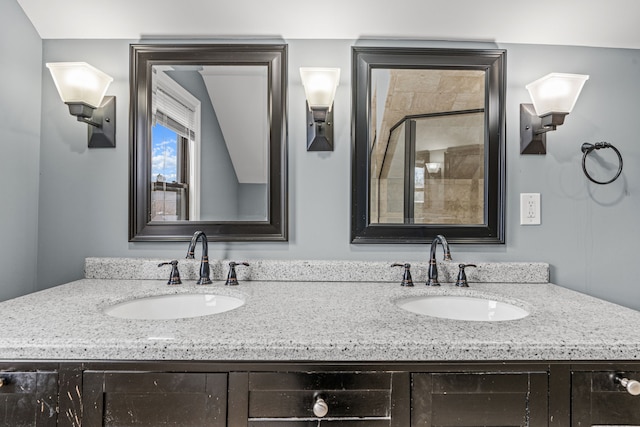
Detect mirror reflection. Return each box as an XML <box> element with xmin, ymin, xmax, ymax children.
<box><xmin>129</xmin><ymin>44</ymin><xmax>287</xmax><ymax>242</ymax></box>
<box><xmin>150</xmin><ymin>65</ymin><xmax>268</xmax><ymax>222</ymax></box>
<box><xmin>351</xmin><ymin>47</ymin><xmax>506</xmax><ymax>244</ymax></box>
<box><xmin>370</xmin><ymin>68</ymin><xmax>485</xmax><ymax>225</ymax></box>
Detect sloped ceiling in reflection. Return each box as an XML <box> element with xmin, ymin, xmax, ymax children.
<box><xmin>199</xmin><ymin>66</ymin><xmax>268</xmax><ymax>184</ymax></box>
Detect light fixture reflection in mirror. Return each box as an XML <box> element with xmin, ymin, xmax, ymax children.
<box><xmin>425</xmin><ymin>162</ymin><xmax>441</xmax><ymax>174</ymax></box>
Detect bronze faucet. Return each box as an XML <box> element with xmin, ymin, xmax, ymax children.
<box><xmin>426</xmin><ymin>234</ymin><xmax>452</xmax><ymax>286</ymax></box>
<box><xmin>185</xmin><ymin>231</ymin><xmax>212</xmax><ymax>285</ymax></box>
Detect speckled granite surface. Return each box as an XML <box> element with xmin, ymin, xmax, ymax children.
<box><xmin>0</xmin><ymin>277</ymin><xmax>639</xmax><ymax>361</ymax></box>
<box><xmin>85</xmin><ymin>257</ymin><xmax>550</xmax><ymax>284</ymax></box>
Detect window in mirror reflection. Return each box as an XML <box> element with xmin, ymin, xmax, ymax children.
<box><xmin>369</xmin><ymin>68</ymin><xmax>486</xmax><ymax>225</ymax></box>
<box><xmin>150</xmin><ymin>64</ymin><xmax>269</xmax><ymax>223</ymax></box>
<box><xmin>151</xmin><ymin>66</ymin><xmax>201</xmax><ymax>221</ymax></box>
<box><xmin>151</xmin><ymin>123</ymin><xmax>190</xmax><ymax>221</ymax></box>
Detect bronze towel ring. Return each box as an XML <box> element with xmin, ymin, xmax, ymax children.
<box><xmin>580</xmin><ymin>142</ymin><xmax>623</xmax><ymax>185</ymax></box>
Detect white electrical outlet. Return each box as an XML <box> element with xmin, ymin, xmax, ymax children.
<box><xmin>520</xmin><ymin>193</ymin><xmax>541</xmax><ymax>225</ymax></box>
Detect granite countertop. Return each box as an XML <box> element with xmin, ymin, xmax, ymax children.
<box><xmin>1</xmin><ymin>258</ymin><xmax>639</xmax><ymax>361</ymax></box>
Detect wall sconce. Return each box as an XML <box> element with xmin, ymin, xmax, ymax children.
<box><xmin>425</xmin><ymin>162</ymin><xmax>441</xmax><ymax>174</ymax></box>
<box><xmin>46</xmin><ymin>62</ymin><xmax>116</xmax><ymax>148</ymax></box>
<box><xmin>520</xmin><ymin>72</ymin><xmax>589</xmax><ymax>154</ymax></box>
<box><xmin>300</xmin><ymin>67</ymin><xmax>340</xmax><ymax>151</ymax></box>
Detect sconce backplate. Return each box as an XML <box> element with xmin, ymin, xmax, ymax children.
<box><xmin>520</xmin><ymin>103</ymin><xmax>546</xmax><ymax>155</ymax></box>
<box><xmin>306</xmin><ymin>102</ymin><xmax>333</xmax><ymax>152</ymax></box>
<box><xmin>88</xmin><ymin>96</ymin><xmax>116</xmax><ymax>148</ymax></box>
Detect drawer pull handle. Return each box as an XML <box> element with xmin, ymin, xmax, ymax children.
<box><xmin>616</xmin><ymin>376</ymin><xmax>640</xmax><ymax>395</ymax></box>
<box><xmin>313</xmin><ymin>397</ymin><xmax>329</xmax><ymax>418</ymax></box>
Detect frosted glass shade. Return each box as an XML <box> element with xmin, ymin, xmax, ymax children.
<box><xmin>46</xmin><ymin>62</ymin><xmax>113</xmax><ymax>108</ymax></box>
<box><xmin>425</xmin><ymin>162</ymin><xmax>441</xmax><ymax>173</ymax></box>
<box><xmin>526</xmin><ymin>73</ymin><xmax>589</xmax><ymax>116</ymax></box>
<box><xmin>300</xmin><ymin>67</ymin><xmax>340</xmax><ymax>109</ymax></box>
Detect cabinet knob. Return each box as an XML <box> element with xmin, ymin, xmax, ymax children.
<box><xmin>616</xmin><ymin>376</ymin><xmax>640</xmax><ymax>395</ymax></box>
<box><xmin>313</xmin><ymin>396</ymin><xmax>329</xmax><ymax>418</ymax></box>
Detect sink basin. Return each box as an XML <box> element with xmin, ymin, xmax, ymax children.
<box><xmin>396</xmin><ymin>295</ymin><xmax>529</xmax><ymax>322</ymax></box>
<box><xmin>104</xmin><ymin>293</ymin><xmax>244</xmax><ymax>320</ymax></box>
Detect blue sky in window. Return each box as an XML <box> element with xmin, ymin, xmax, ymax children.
<box><xmin>151</xmin><ymin>123</ymin><xmax>178</xmax><ymax>182</ymax></box>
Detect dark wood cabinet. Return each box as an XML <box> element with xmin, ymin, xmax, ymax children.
<box><xmin>3</xmin><ymin>361</ymin><xmax>640</xmax><ymax>426</ymax></box>
<box><xmin>81</xmin><ymin>371</ymin><xmax>227</xmax><ymax>427</ymax></box>
<box><xmin>247</xmin><ymin>422</ymin><xmax>389</xmax><ymax>427</ymax></box>
<box><xmin>412</xmin><ymin>371</ymin><xmax>548</xmax><ymax>427</ymax></box>
<box><xmin>572</xmin><ymin>370</ymin><xmax>640</xmax><ymax>426</ymax></box>
<box><xmin>0</xmin><ymin>370</ymin><xmax>58</xmax><ymax>427</ymax></box>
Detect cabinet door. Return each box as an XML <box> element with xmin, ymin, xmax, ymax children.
<box><xmin>82</xmin><ymin>371</ymin><xmax>227</xmax><ymax>427</ymax></box>
<box><xmin>572</xmin><ymin>371</ymin><xmax>640</xmax><ymax>426</ymax></box>
<box><xmin>412</xmin><ymin>372</ymin><xmax>548</xmax><ymax>427</ymax></box>
<box><xmin>0</xmin><ymin>371</ymin><xmax>58</xmax><ymax>427</ymax></box>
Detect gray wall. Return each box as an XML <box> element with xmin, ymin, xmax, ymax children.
<box><xmin>0</xmin><ymin>0</ymin><xmax>42</xmax><ymax>301</ymax></box>
<box><xmin>33</xmin><ymin>38</ymin><xmax>640</xmax><ymax>311</ymax></box>
<box><xmin>238</xmin><ymin>184</ymin><xmax>267</xmax><ymax>221</ymax></box>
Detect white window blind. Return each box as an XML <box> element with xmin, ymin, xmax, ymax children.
<box><xmin>152</xmin><ymin>74</ymin><xmax>197</xmax><ymax>141</ymax></box>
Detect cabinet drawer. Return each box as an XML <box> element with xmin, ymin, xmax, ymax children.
<box><xmin>248</xmin><ymin>372</ymin><xmax>392</xmax><ymax>419</ymax></box>
<box><xmin>572</xmin><ymin>371</ymin><xmax>640</xmax><ymax>426</ymax></box>
<box><xmin>249</xmin><ymin>421</ymin><xmax>391</xmax><ymax>426</ymax></box>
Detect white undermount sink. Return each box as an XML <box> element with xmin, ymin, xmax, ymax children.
<box><xmin>396</xmin><ymin>295</ymin><xmax>529</xmax><ymax>322</ymax></box>
<box><xmin>104</xmin><ymin>293</ymin><xmax>244</xmax><ymax>320</ymax></box>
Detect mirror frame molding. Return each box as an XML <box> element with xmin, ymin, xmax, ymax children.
<box><xmin>129</xmin><ymin>43</ymin><xmax>288</xmax><ymax>242</ymax></box>
<box><xmin>351</xmin><ymin>46</ymin><xmax>506</xmax><ymax>244</ymax></box>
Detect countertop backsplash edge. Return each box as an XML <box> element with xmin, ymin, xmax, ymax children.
<box><xmin>85</xmin><ymin>257</ymin><xmax>549</xmax><ymax>284</ymax></box>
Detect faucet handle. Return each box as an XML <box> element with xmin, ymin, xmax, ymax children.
<box><xmin>226</xmin><ymin>262</ymin><xmax>250</xmax><ymax>286</ymax></box>
<box><xmin>158</xmin><ymin>260</ymin><xmax>182</xmax><ymax>285</ymax></box>
<box><xmin>391</xmin><ymin>263</ymin><xmax>414</xmax><ymax>287</ymax></box>
<box><xmin>455</xmin><ymin>263</ymin><xmax>477</xmax><ymax>287</ymax></box>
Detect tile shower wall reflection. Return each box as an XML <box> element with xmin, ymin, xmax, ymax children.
<box><xmin>373</xmin><ymin>113</ymin><xmax>485</xmax><ymax>224</ymax></box>
<box><xmin>370</xmin><ymin>68</ymin><xmax>486</xmax><ymax>225</ymax></box>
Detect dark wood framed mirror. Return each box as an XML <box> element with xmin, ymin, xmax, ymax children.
<box><xmin>351</xmin><ymin>47</ymin><xmax>506</xmax><ymax>244</ymax></box>
<box><xmin>129</xmin><ymin>44</ymin><xmax>287</xmax><ymax>241</ymax></box>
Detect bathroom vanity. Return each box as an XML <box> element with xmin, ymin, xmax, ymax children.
<box><xmin>1</xmin><ymin>258</ymin><xmax>640</xmax><ymax>426</ymax></box>
<box><xmin>4</xmin><ymin>360</ymin><xmax>639</xmax><ymax>426</ymax></box>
